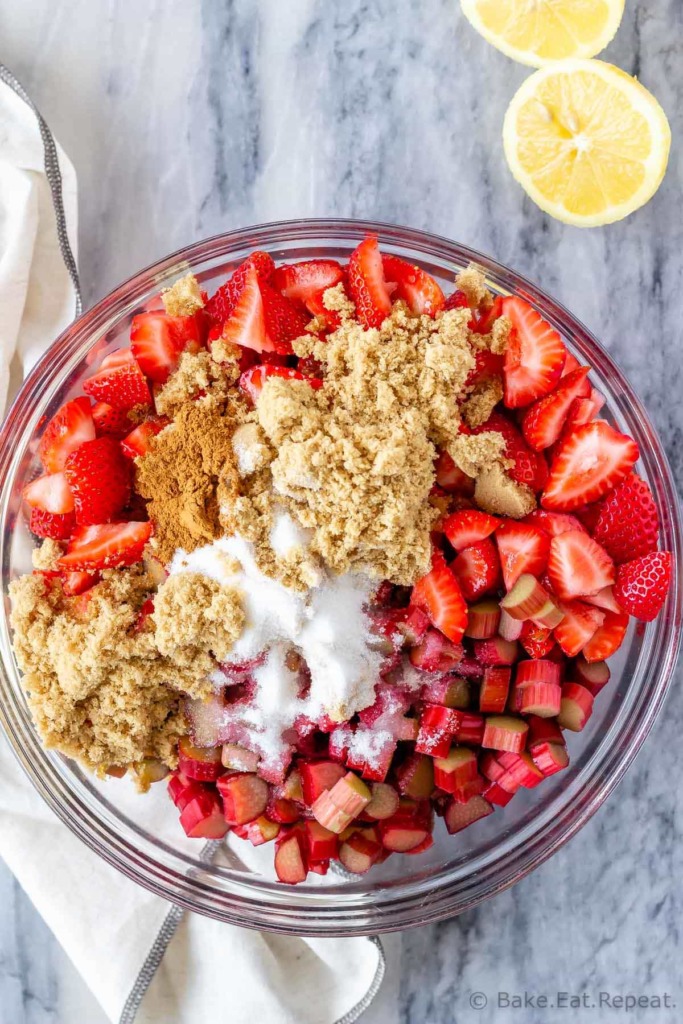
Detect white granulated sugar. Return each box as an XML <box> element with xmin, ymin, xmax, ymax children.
<box><xmin>169</xmin><ymin>535</ymin><xmax>385</xmax><ymax>759</ymax></box>
<box><xmin>231</xmin><ymin>423</ymin><xmax>268</xmax><ymax>477</ymax></box>
<box><xmin>269</xmin><ymin>509</ymin><xmax>311</xmax><ymax>558</ymax></box>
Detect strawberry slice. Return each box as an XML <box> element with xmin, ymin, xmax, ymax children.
<box><xmin>521</xmin><ymin>367</ymin><xmax>591</xmax><ymax>451</ymax></box>
<box><xmin>239</xmin><ymin>365</ymin><xmax>324</xmax><ymax>405</ymax></box>
<box><xmin>465</xmin><ymin>349</ymin><xmax>505</xmax><ymax>388</ymax></box>
<box><xmin>204</xmin><ymin>250</ymin><xmax>275</xmax><ymax>324</ymax></box>
<box><xmin>381</xmin><ymin>254</ymin><xmax>445</xmax><ymax>316</ymax></box>
<box><xmin>582</xmin><ymin>610</ymin><xmax>629</xmax><ymax>663</ymax></box>
<box><xmin>444</xmin><ymin>290</ymin><xmax>470</xmax><ymax>311</ymax></box>
<box><xmin>563</xmin><ymin>390</ymin><xmax>605</xmax><ymax>434</ymax></box>
<box><xmin>29</xmin><ymin>507</ymin><xmax>76</xmax><ymax>540</ymax></box>
<box><xmin>501</xmin><ymin>297</ymin><xmax>567</xmax><ymax>408</ymax></box>
<box><xmin>523</xmin><ymin>509</ymin><xmax>587</xmax><ymax>538</ymax></box>
<box><xmin>121</xmin><ymin>418</ymin><xmax>169</xmax><ymax>459</ymax></box>
<box><xmin>347</xmin><ymin>236</ymin><xmax>393</xmax><ymax>330</ymax></box>
<box><xmin>434</xmin><ymin>451</ymin><xmax>475</xmax><ymax>495</ymax></box>
<box><xmin>614</xmin><ymin>551</ymin><xmax>672</xmax><ymax>622</ymax></box>
<box><xmin>23</xmin><ymin>472</ymin><xmax>74</xmax><ymax>514</ymax></box>
<box><xmin>219</xmin><ymin>264</ymin><xmax>272</xmax><ymax>354</ymax></box>
<box><xmin>38</xmin><ymin>397</ymin><xmax>96</xmax><ymax>473</ymax></box>
<box><xmin>519</xmin><ymin>621</ymin><xmax>555</xmax><ymax>659</ymax></box>
<box><xmin>58</xmin><ymin>521</ymin><xmax>153</xmax><ymax>570</ymax></box>
<box><xmin>411</xmin><ymin>551</ymin><xmax>468</xmax><ymax>643</ymax></box>
<box><xmin>100</xmin><ymin>349</ymin><xmax>137</xmax><ymax>370</ymax></box>
<box><xmin>130</xmin><ymin>311</ymin><xmax>202</xmax><ymax>383</ymax></box>
<box><xmin>472</xmin><ymin>412</ymin><xmax>548</xmax><ymax>492</ymax></box>
<box><xmin>62</xmin><ymin>570</ymin><xmax>99</xmax><ymax>596</ymax></box>
<box><xmin>259</xmin><ymin>281</ymin><xmax>310</xmax><ymax>353</ymax></box>
<box><xmin>82</xmin><ymin>362</ymin><xmax>152</xmax><ymax>411</ymax></box>
<box><xmin>553</xmin><ymin>601</ymin><xmax>605</xmax><ymax>657</ymax></box>
<box><xmin>91</xmin><ymin>401</ymin><xmax>132</xmax><ymax>439</ymax></box>
<box><xmin>547</xmin><ymin>530</ymin><xmax>615</xmax><ymax>601</ymax></box>
<box><xmin>451</xmin><ymin>539</ymin><xmax>501</xmax><ymax>601</ymax></box>
<box><xmin>495</xmin><ymin>521</ymin><xmax>550</xmax><ymax>591</ymax></box>
<box><xmin>592</xmin><ymin>473</ymin><xmax>659</xmax><ymax>565</ymax></box>
<box><xmin>64</xmin><ymin>437</ymin><xmax>131</xmax><ymax>525</ymax></box>
<box><xmin>443</xmin><ymin>509</ymin><xmax>499</xmax><ymax>549</ymax></box>
<box><xmin>470</xmin><ymin>296</ymin><xmax>504</xmax><ymax>334</ymax></box>
<box><xmin>273</xmin><ymin>259</ymin><xmax>345</xmax><ymax>311</ymax></box>
<box><xmin>542</xmin><ymin>421</ymin><xmax>639</xmax><ymax>511</ymax></box>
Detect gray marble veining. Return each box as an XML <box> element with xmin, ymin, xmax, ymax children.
<box><xmin>1</xmin><ymin>0</ymin><xmax>682</xmax><ymax>1021</ymax></box>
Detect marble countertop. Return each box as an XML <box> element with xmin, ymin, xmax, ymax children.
<box><xmin>2</xmin><ymin>0</ymin><xmax>682</xmax><ymax>1021</ymax></box>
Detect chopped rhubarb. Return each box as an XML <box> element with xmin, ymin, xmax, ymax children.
<box><xmin>443</xmin><ymin>795</ymin><xmax>493</xmax><ymax>834</ymax></box>
<box><xmin>217</xmin><ymin>772</ymin><xmax>269</xmax><ymax>825</ymax></box>
<box><xmin>311</xmin><ymin>772</ymin><xmax>371</xmax><ymax>834</ymax></box>
<box><xmin>179</xmin><ymin>789</ymin><xmax>230</xmax><ymax>840</ymax></box>
<box><xmin>482</xmin><ymin>715</ymin><xmax>529</xmax><ymax>754</ymax></box>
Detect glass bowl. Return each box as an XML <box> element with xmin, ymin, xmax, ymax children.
<box><xmin>0</xmin><ymin>219</ymin><xmax>680</xmax><ymax>936</ymax></box>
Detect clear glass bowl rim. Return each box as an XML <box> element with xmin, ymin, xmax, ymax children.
<box><xmin>0</xmin><ymin>218</ymin><xmax>680</xmax><ymax>936</ymax></box>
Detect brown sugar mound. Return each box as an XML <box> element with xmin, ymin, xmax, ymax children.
<box><xmin>9</xmin><ymin>567</ymin><xmax>244</xmax><ymax>772</ymax></box>
<box><xmin>161</xmin><ymin>272</ymin><xmax>204</xmax><ymax>318</ymax></box>
<box><xmin>153</xmin><ymin>572</ymin><xmax>244</xmax><ymax>663</ymax></box>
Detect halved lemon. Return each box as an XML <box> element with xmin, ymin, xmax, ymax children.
<box><xmin>503</xmin><ymin>60</ymin><xmax>671</xmax><ymax>227</ymax></box>
<box><xmin>460</xmin><ymin>0</ymin><xmax>625</xmax><ymax>67</ymax></box>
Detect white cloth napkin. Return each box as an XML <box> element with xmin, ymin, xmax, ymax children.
<box><xmin>0</xmin><ymin>69</ymin><xmax>396</xmax><ymax>1024</ymax></box>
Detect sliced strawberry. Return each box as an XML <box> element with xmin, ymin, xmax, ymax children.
<box><xmin>272</xmin><ymin>259</ymin><xmax>345</xmax><ymax>312</ymax></box>
<box><xmin>495</xmin><ymin>521</ymin><xmax>550</xmax><ymax>591</ymax></box>
<box><xmin>592</xmin><ymin>473</ymin><xmax>659</xmax><ymax>564</ymax></box>
<box><xmin>100</xmin><ymin>349</ymin><xmax>137</xmax><ymax>370</ymax></box>
<box><xmin>582</xmin><ymin>610</ymin><xmax>629</xmax><ymax>663</ymax></box>
<box><xmin>23</xmin><ymin>472</ymin><xmax>74</xmax><ymax>514</ymax></box>
<box><xmin>521</xmin><ymin>367</ymin><xmax>591</xmax><ymax>451</ymax></box>
<box><xmin>554</xmin><ymin>601</ymin><xmax>604</xmax><ymax>657</ymax></box>
<box><xmin>523</xmin><ymin>509</ymin><xmax>587</xmax><ymax>538</ymax></box>
<box><xmin>130</xmin><ymin>311</ymin><xmax>202</xmax><ymax>383</ymax></box>
<box><xmin>470</xmin><ymin>296</ymin><xmax>504</xmax><ymax>334</ymax></box>
<box><xmin>91</xmin><ymin>401</ymin><xmax>131</xmax><ymax>439</ymax></box>
<box><xmin>465</xmin><ymin>349</ymin><xmax>505</xmax><ymax>388</ymax></box>
<box><xmin>259</xmin><ymin>280</ymin><xmax>310</xmax><ymax>353</ymax></box>
<box><xmin>563</xmin><ymin>390</ymin><xmax>605</xmax><ymax>433</ymax></box>
<box><xmin>411</xmin><ymin>551</ymin><xmax>468</xmax><ymax>643</ymax></box>
<box><xmin>444</xmin><ymin>290</ymin><xmax>470</xmax><ymax>311</ymax></box>
<box><xmin>443</xmin><ymin>509</ymin><xmax>499</xmax><ymax>549</ymax></box>
<box><xmin>64</xmin><ymin>437</ymin><xmax>131</xmax><ymax>525</ymax></box>
<box><xmin>472</xmin><ymin>412</ymin><xmax>548</xmax><ymax>492</ymax></box>
<box><xmin>239</xmin><ymin>365</ymin><xmax>323</xmax><ymax>405</ymax></box>
<box><xmin>547</xmin><ymin>530</ymin><xmax>615</xmax><ymax>601</ymax></box>
<box><xmin>219</xmin><ymin>264</ymin><xmax>272</xmax><ymax>354</ymax></box>
<box><xmin>58</xmin><ymin>521</ymin><xmax>153</xmax><ymax>570</ymax></box>
<box><xmin>519</xmin><ymin>621</ymin><xmax>555</xmax><ymax>659</ymax></box>
<box><xmin>542</xmin><ymin>422</ymin><xmax>639</xmax><ymax>511</ymax></box>
<box><xmin>451</xmin><ymin>539</ymin><xmax>501</xmax><ymax>602</ymax></box>
<box><xmin>347</xmin><ymin>236</ymin><xmax>392</xmax><ymax>329</ymax></box>
<box><xmin>381</xmin><ymin>254</ymin><xmax>445</xmax><ymax>316</ymax></box>
<box><xmin>82</xmin><ymin>362</ymin><xmax>152</xmax><ymax>411</ymax></box>
<box><xmin>38</xmin><ymin>397</ymin><xmax>96</xmax><ymax>472</ymax></box>
<box><xmin>613</xmin><ymin>551</ymin><xmax>672</xmax><ymax>622</ymax></box>
<box><xmin>434</xmin><ymin>451</ymin><xmax>475</xmax><ymax>495</ymax></box>
<box><xmin>204</xmin><ymin>250</ymin><xmax>275</xmax><ymax>324</ymax></box>
<box><xmin>62</xmin><ymin>570</ymin><xmax>99</xmax><ymax>596</ymax></box>
<box><xmin>501</xmin><ymin>297</ymin><xmax>566</xmax><ymax>408</ymax></box>
<box><xmin>29</xmin><ymin>507</ymin><xmax>76</xmax><ymax>540</ymax></box>
<box><xmin>584</xmin><ymin>585</ymin><xmax>623</xmax><ymax>614</ymax></box>
<box><xmin>561</xmin><ymin>351</ymin><xmax>581</xmax><ymax>376</ymax></box>
<box><xmin>121</xmin><ymin>418</ymin><xmax>169</xmax><ymax>459</ymax></box>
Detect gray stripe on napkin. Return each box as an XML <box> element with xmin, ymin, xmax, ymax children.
<box><xmin>0</xmin><ymin>62</ymin><xmax>82</xmax><ymax>317</ymax></box>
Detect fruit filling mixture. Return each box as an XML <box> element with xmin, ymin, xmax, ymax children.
<box><xmin>10</xmin><ymin>237</ymin><xmax>672</xmax><ymax>884</ymax></box>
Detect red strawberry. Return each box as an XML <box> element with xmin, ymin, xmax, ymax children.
<box><xmin>38</xmin><ymin>397</ymin><xmax>96</xmax><ymax>473</ymax></box>
<box><xmin>130</xmin><ymin>311</ymin><xmax>202</xmax><ymax>383</ymax></box>
<box><xmin>573</xmin><ymin>503</ymin><xmax>603</xmax><ymax>534</ymax></box>
<box><xmin>434</xmin><ymin>452</ymin><xmax>475</xmax><ymax>495</ymax></box>
<box><xmin>273</xmin><ymin>259</ymin><xmax>344</xmax><ymax>311</ymax></box>
<box><xmin>29</xmin><ymin>507</ymin><xmax>76</xmax><ymax>540</ymax></box>
<box><xmin>64</xmin><ymin>437</ymin><xmax>131</xmax><ymax>525</ymax></box>
<box><xmin>519</xmin><ymin>621</ymin><xmax>555</xmax><ymax>659</ymax></box>
<box><xmin>547</xmin><ymin>530</ymin><xmax>615</xmax><ymax>600</ymax></box>
<box><xmin>451</xmin><ymin>539</ymin><xmax>501</xmax><ymax>601</ymax></box>
<box><xmin>501</xmin><ymin>297</ymin><xmax>566</xmax><ymax>408</ymax></box>
<box><xmin>521</xmin><ymin>367</ymin><xmax>591</xmax><ymax>451</ymax></box>
<box><xmin>100</xmin><ymin>349</ymin><xmax>136</xmax><ymax>370</ymax></box>
<box><xmin>381</xmin><ymin>254</ymin><xmax>445</xmax><ymax>316</ymax></box>
<box><xmin>582</xmin><ymin>610</ymin><xmax>629</xmax><ymax>662</ymax></box>
<box><xmin>239</xmin><ymin>365</ymin><xmax>323</xmax><ymax>405</ymax></box>
<box><xmin>82</xmin><ymin>362</ymin><xmax>152</xmax><ymax>411</ymax></box>
<box><xmin>495</xmin><ymin>521</ymin><xmax>550</xmax><ymax>591</ymax></box>
<box><xmin>62</xmin><ymin>570</ymin><xmax>99</xmax><ymax>596</ymax></box>
<box><xmin>58</xmin><ymin>521</ymin><xmax>153</xmax><ymax>570</ymax></box>
<box><xmin>465</xmin><ymin>349</ymin><xmax>505</xmax><ymax>388</ymax></box>
<box><xmin>204</xmin><ymin>251</ymin><xmax>275</xmax><ymax>324</ymax></box>
<box><xmin>347</xmin><ymin>236</ymin><xmax>393</xmax><ymax>329</ymax></box>
<box><xmin>470</xmin><ymin>296</ymin><xmax>504</xmax><ymax>334</ymax></box>
<box><xmin>563</xmin><ymin>390</ymin><xmax>605</xmax><ymax>433</ymax></box>
<box><xmin>444</xmin><ymin>290</ymin><xmax>470</xmax><ymax>311</ymax></box>
<box><xmin>219</xmin><ymin>264</ymin><xmax>272</xmax><ymax>354</ymax></box>
<box><xmin>411</xmin><ymin>551</ymin><xmax>468</xmax><ymax>643</ymax></box>
<box><xmin>613</xmin><ymin>551</ymin><xmax>672</xmax><ymax>622</ymax></box>
<box><xmin>22</xmin><ymin>472</ymin><xmax>74</xmax><ymax>514</ymax></box>
<box><xmin>473</xmin><ymin>412</ymin><xmax>548</xmax><ymax>492</ymax></box>
<box><xmin>91</xmin><ymin>401</ymin><xmax>132</xmax><ymax>439</ymax></box>
<box><xmin>553</xmin><ymin>601</ymin><xmax>604</xmax><ymax>657</ymax></box>
<box><xmin>523</xmin><ymin>509</ymin><xmax>587</xmax><ymax>538</ymax></box>
<box><xmin>592</xmin><ymin>473</ymin><xmax>659</xmax><ymax>564</ymax></box>
<box><xmin>542</xmin><ymin>421</ymin><xmax>639</xmax><ymax>511</ymax></box>
<box><xmin>443</xmin><ymin>509</ymin><xmax>500</xmax><ymax>549</ymax></box>
<box><xmin>259</xmin><ymin>281</ymin><xmax>310</xmax><ymax>353</ymax></box>
<box><xmin>121</xmin><ymin>418</ymin><xmax>169</xmax><ymax>459</ymax></box>
<box><xmin>562</xmin><ymin>352</ymin><xmax>581</xmax><ymax>376</ymax></box>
